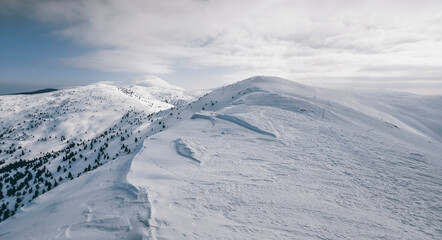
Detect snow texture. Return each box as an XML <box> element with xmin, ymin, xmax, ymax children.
<box><xmin>0</xmin><ymin>76</ymin><xmax>441</xmax><ymax>240</ymax></box>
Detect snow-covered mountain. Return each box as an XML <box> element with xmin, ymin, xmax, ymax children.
<box><xmin>115</xmin><ymin>75</ymin><xmax>203</xmax><ymax>107</ymax></box>
<box><xmin>0</xmin><ymin>76</ymin><xmax>441</xmax><ymax>239</ymax></box>
<box><xmin>0</xmin><ymin>76</ymin><xmax>196</xmax><ymax>223</ymax></box>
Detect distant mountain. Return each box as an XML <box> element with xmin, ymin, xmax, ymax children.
<box><xmin>0</xmin><ymin>76</ymin><xmax>441</xmax><ymax>239</ymax></box>
<box><xmin>10</xmin><ymin>88</ymin><xmax>58</xmax><ymax>95</ymax></box>
<box><xmin>114</xmin><ymin>75</ymin><xmax>202</xmax><ymax>107</ymax></box>
<box><xmin>123</xmin><ymin>75</ymin><xmax>184</xmax><ymax>89</ymax></box>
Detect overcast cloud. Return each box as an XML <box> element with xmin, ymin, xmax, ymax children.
<box><xmin>2</xmin><ymin>0</ymin><xmax>442</xmax><ymax>93</ymax></box>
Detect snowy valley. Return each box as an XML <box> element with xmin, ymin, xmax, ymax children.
<box><xmin>0</xmin><ymin>76</ymin><xmax>441</xmax><ymax>239</ymax></box>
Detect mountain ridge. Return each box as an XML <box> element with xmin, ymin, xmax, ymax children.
<box><xmin>0</xmin><ymin>76</ymin><xmax>441</xmax><ymax>239</ymax></box>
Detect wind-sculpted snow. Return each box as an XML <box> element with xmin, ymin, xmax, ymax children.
<box><xmin>129</xmin><ymin>76</ymin><xmax>442</xmax><ymax>239</ymax></box>
<box><xmin>216</xmin><ymin>114</ymin><xmax>276</xmax><ymax>137</ymax></box>
<box><xmin>0</xmin><ymin>155</ymin><xmax>152</xmax><ymax>239</ymax></box>
<box><xmin>1</xmin><ymin>76</ymin><xmax>442</xmax><ymax>239</ymax></box>
<box><xmin>190</xmin><ymin>113</ymin><xmax>215</xmax><ymax>126</ymax></box>
<box><xmin>174</xmin><ymin>139</ymin><xmax>202</xmax><ymax>164</ymax></box>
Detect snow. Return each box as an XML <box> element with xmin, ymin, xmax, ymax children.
<box><xmin>1</xmin><ymin>76</ymin><xmax>441</xmax><ymax>239</ymax></box>
<box><xmin>0</xmin><ymin>154</ymin><xmax>152</xmax><ymax>239</ymax></box>
<box><xmin>128</xmin><ymin>76</ymin><xmax>442</xmax><ymax>239</ymax></box>
<box><xmin>116</xmin><ymin>75</ymin><xmax>201</xmax><ymax>107</ymax></box>
<box><xmin>216</xmin><ymin>114</ymin><xmax>276</xmax><ymax>137</ymax></box>
<box><xmin>125</xmin><ymin>75</ymin><xmax>184</xmax><ymax>90</ymax></box>
<box><xmin>174</xmin><ymin>138</ymin><xmax>204</xmax><ymax>164</ymax></box>
<box><xmin>0</xmin><ymin>76</ymin><xmax>194</xmax><ymax>238</ymax></box>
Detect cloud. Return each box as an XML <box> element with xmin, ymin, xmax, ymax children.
<box><xmin>62</xmin><ymin>50</ymin><xmax>173</xmax><ymax>74</ymax></box>
<box><xmin>4</xmin><ymin>0</ymin><xmax>442</xmax><ymax>92</ymax></box>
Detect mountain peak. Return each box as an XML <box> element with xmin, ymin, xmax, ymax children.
<box><xmin>243</xmin><ymin>76</ymin><xmax>306</xmax><ymax>88</ymax></box>
<box><xmin>221</xmin><ymin>76</ymin><xmax>315</xmax><ymax>98</ymax></box>
<box><xmin>125</xmin><ymin>75</ymin><xmax>183</xmax><ymax>89</ymax></box>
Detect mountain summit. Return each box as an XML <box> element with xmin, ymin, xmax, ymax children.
<box><xmin>124</xmin><ymin>75</ymin><xmax>183</xmax><ymax>89</ymax></box>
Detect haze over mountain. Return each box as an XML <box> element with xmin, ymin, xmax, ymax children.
<box><xmin>0</xmin><ymin>76</ymin><xmax>441</xmax><ymax>239</ymax></box>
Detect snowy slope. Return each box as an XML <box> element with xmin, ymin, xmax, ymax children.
<box><xmin>0</xmin><ymin>77</ymin><xmax>195</xmax><ymax>224</ymax></box>
<box><xmin>0</xmin><ymin>82</ymin><xmax>173</xmax><ymax>163</ymax></box>
<box><xmin>113</xmin><ymin>75</ymin><xmax>202</xmax><ymax>107</ymax></box>
<box><xmin>129</xmin><ymin>77</ymin><xmax>442</xmax><ymax>239</ymax></box>
<box><xmin>0</xmin><ymin>76</ymin><xmax>441</xmax><ymax>239</ymax></box>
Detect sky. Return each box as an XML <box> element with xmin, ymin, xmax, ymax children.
<box><xmin>1</xmin><ymin>0</ymin><xmax>442</xmax><ymax>95</ymax></box>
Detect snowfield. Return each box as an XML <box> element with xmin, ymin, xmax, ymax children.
<box><xmin>0</xmin><ymin>76</ymin><xmax>441</xmax><ymax>239</ymax></box>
